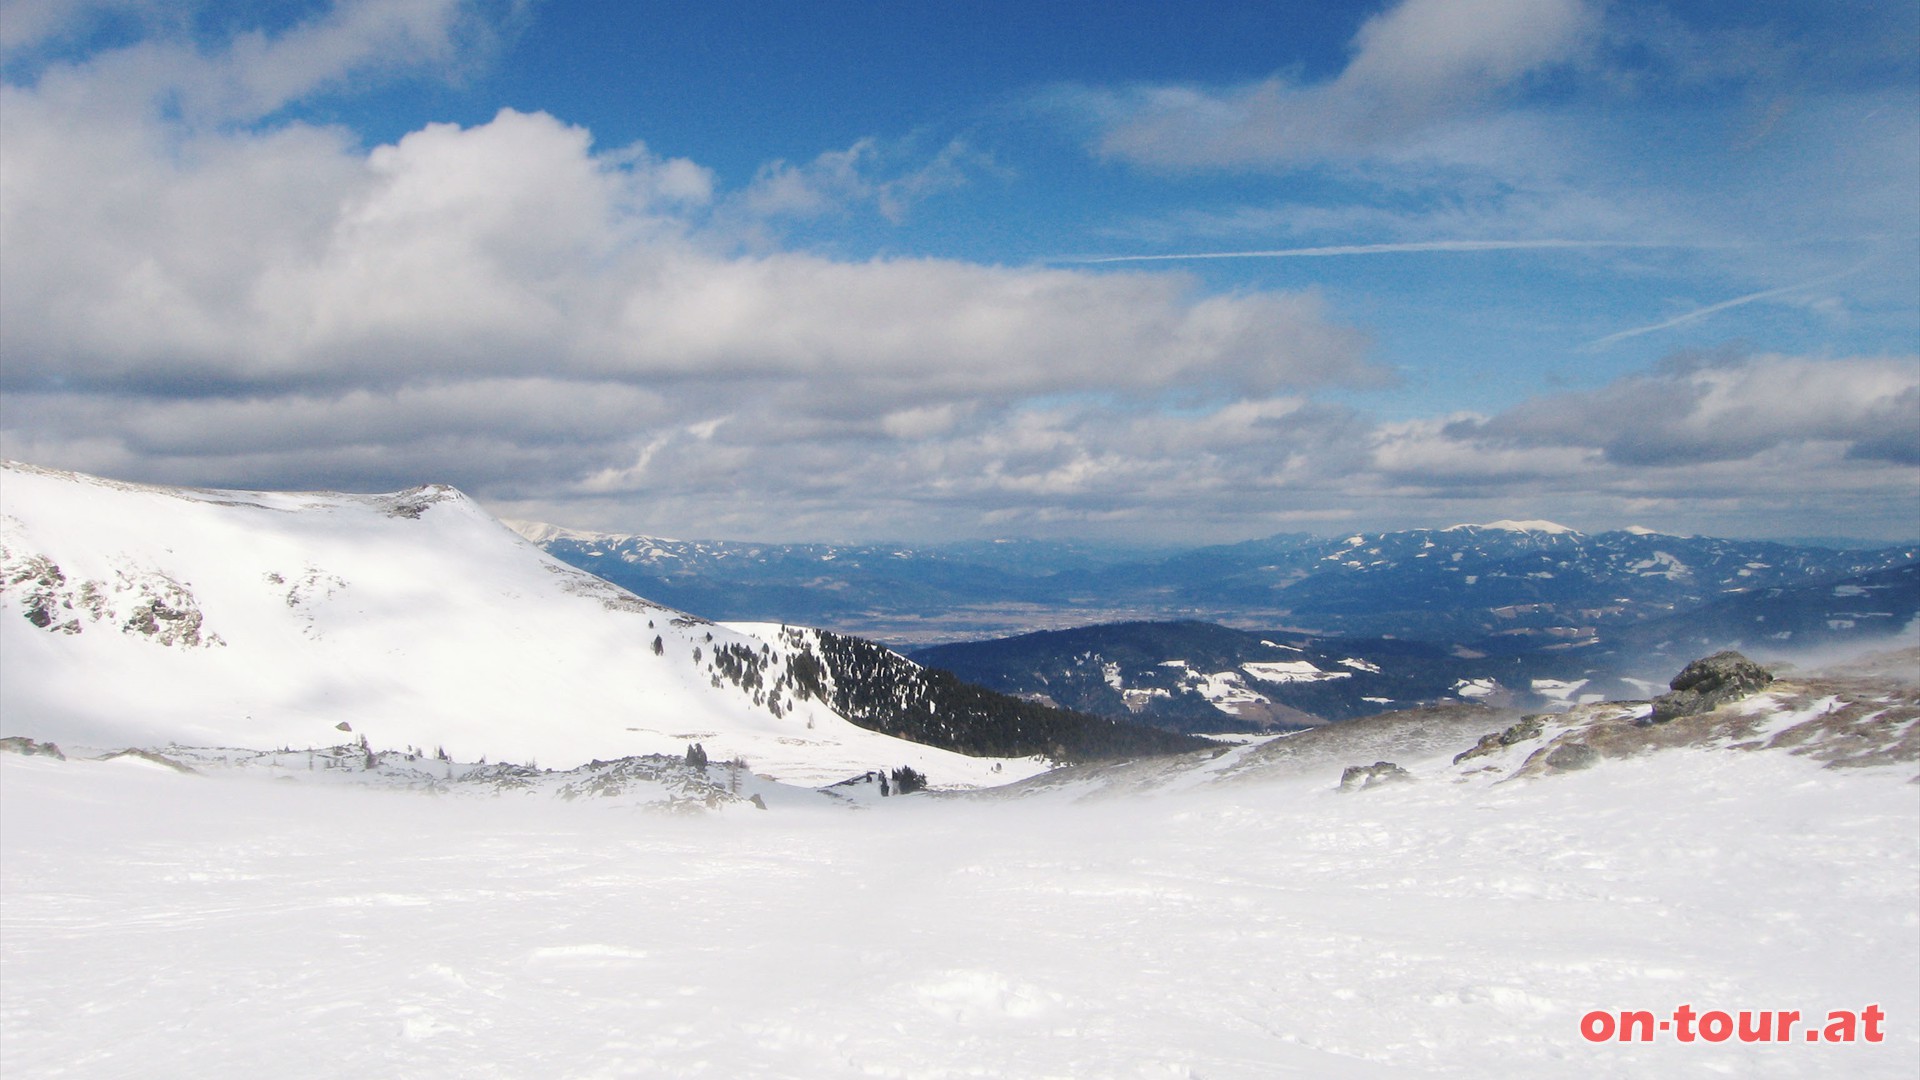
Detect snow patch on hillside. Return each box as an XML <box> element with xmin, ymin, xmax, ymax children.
<box><xmin>1243</xmin><ymin>660</ymin><xmax>1351</xmax><ymax>684</ymax></box>
<box><xmin>1453</xmin><ymin>678</ymin><xmax>1500</xmax><ymax>699</ymax></box>
<box><xmin>1629</xmin><ymin>550</ymin><xmax>1693</xmax><ymax>580</ymax></box>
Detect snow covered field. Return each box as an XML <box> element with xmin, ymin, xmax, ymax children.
<box><xmin>5</xmin><ymin>741</ymin><xmax>1915</xmax><ymax>1078</ymax></box>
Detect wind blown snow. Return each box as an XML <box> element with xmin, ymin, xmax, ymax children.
<box><xmin>4</xmin><ymin>741</ymin><xmax>1914</xmax><ymax>1078</ymax></box>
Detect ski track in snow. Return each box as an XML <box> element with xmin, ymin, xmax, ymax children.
<box><xmin>4</xmin><ymin>748</ymin><xmax>1916</xmax><ymax>1078</ymax></box>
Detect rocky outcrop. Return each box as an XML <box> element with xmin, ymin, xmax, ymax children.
<box><xmin>553</xmin><ymin>754</ymin><xmax>749</xmax><ymax>811</ymax></box>
<box><xmin>1543</xmin><ymin>743</ymin><xmax>1599</xmax><ymax>771</ymax></box>
<box><xmin>1646</xmin><ymin>650</ymin><xmax>1773</xmax><ymax>723</ymax></box>
<box><xmin>377</xmin><ymin>484</ymin><xmax>461</xmax><ymax>519</ymax></box>
<box><xmin>2</xmin><ymin>546</ymin><xmax>221</xmax><ymax>648</ymax></box>
<box><xmin>0</xmin><ymin>736</ymin><xmax>66</xmax><ymax>759</ymax></box>
<box><xmin>1339</xmin><ymin>760</ymin><xmax>1411</xmax><ymax>791</ymax></box>
<box><xmin>1453</xmin><ymin>714</ymin><xmax>1546</xmax><ymax>764</ymax></box>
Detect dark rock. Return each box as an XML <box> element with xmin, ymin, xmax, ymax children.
<box><xmin>1646</xmin><ymin>650</ymin><xmax>1774</xmax><ymax>723</ymax></box>
<box><xmin>1339</xmin><ymin>760</ymin><xmax>1412</xmax><ymax>791</ymax></box>
<box><xmin>1453</xmin><ymin>714</ymin><xmax>1547</xmax><ymax>764</ymax></box>
<box><xmin>1544</xmin><ymin>743</ymin><xmax>1600</xmax><ymax>771</ymax></box>
<box><xmin>380</xmin><ymin>484</ymin><xmax>457</xmax><ymax>519</ymax></box>
<box><xmin>0</xmin><ymin>736</ymin><xmax>66</xmax><ymax>760</ymax></box>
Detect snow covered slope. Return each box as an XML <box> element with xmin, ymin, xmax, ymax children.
<box><xmin>4</xmin><ymin>650</ymin><xmax>1915</xmax><ymax>1078</ymax></box>
<box><xmin>0</xmin><ymin>462</ymin><xmax>1043</xmax><ymax>785</ymax></box>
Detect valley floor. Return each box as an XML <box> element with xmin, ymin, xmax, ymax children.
<box><xmin>3</xmin><ymin>742</ymin><xmax>1916</xmax><ymax>1078</ymax></box>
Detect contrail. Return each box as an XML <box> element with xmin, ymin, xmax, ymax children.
<box><xmin>1057</xmin><ymin>239</ymin><xmax>1694</xmax><ymax>264</ymax></box>
<box><xmin>1582</xmin><ymin>261</ymin><xmax>1870</xmax><ymax>350</ymax></box>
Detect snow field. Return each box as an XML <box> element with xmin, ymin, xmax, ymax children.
<box><xmin>4</xmin><ymin>743</ymin><xmax>1915</xmax><ymax>1078</ymax></box>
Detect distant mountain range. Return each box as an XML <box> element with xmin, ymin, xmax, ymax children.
<box><xmin>8</xmin><ymin>463</ymin><xmax>1906</xmax><ymax>756</ymax></box>
<box><xmin>907</xmin><ymin>559</ymin><xmax>1920</xmax><ymax>735</ymax></box>
<box><xmin>520</xmin><ymin>519</ymin><xmax>1917</xmax><ymax>731</ymax></box>
<box><xmin>910</xmin><ymin>621</ymin><xmax>1579</xmax><ymax>734</ymax></box>
<box><xmin>517</xmin><ymin>519</ymin><xmax>1914</xmax><ymax>645</ymax></box>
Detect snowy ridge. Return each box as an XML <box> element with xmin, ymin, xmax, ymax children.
<box><xmin>500</xmin><ymin>518</ymin><xmax>665</xmax><ymax>546</ymax></box>
<box><xmin>0</xmin><ymin>462</ymin><xmax>1044</xmax><ymax>786</ymax></box>
<box><xmin>1444</xmin><ymin>519</ymin><xmax>1578</xmax><ymax>534</ymax></box>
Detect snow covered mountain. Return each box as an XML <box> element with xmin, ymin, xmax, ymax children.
<box><xmin>1150</xmin><ymin>522</ymin><xmax>1918</xmax><ymax>643</ymax></box>
<box><xmin>0</xmin><ymin>462</ymin><xmax>1071</xmax><ymax>786</ymax></box>
<box><xmin>514</xmin><ymin>512</ymin><xmax>1916</xmax><ymax>730</ymax></box>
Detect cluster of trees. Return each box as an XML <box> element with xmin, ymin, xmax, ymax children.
<box><xmin>658</xmin><ymin>622</ymin><xmax>1207</xmax><ymax>766</ymax></box>
<box><xmin>803</xmin><ymin>630</ymin><xmax>1208</xmax><ymax>762</ymax></box>
<box><xmin>710</xmin><ymin>641</ymin><xmax>769</xmax><ymax>694</ymax></box>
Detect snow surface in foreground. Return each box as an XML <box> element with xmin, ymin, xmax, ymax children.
<box><xmin>5</xmin><ymin>748</ymin><xmax>1915</xmax><ymax>1078</ymax></box>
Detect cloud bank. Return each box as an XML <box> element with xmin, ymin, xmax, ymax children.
<box><xmin>1</xmin><ymin>0</ymin><xmax>1914</xmax><ymax>543</ymax></box>
<box><xmin>1082</xmin><ymin>0</ymin><xmax>1598</xmax><ymax>169</ymax></box>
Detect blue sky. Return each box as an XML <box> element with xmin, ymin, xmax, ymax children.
<box><xmin>1</xmin><ymin>0</ymin><xmax>1915</xmax><ymax>543</ymax></box>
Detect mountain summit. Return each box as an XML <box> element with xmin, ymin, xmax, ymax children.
<box><xmin>0</xmin><ymin>462</ymin><xmax>1060</xmax><ymax>784</ymax></box>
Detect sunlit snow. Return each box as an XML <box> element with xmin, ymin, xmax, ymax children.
<box><xmin>4</xmin><ymin>735</ymin><xmax>1914</xmax><ymax>1078</ymax></box>
<box><xmin>0</xmin><ymin>463</ymin><xmax>1041</xmax><ymax>787</ymax></box>
<box><xmin>4</xmin><ymin>464</ymin><xmax>1917</xmax><ymax>1078</ymax></box>
<box><xmin>1243</xmin><ymin>660</ymin><xmax>1351</xmax><ymax>684</ymax></box>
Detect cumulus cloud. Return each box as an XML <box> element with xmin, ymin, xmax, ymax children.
<box><xmin>1351</xmin><ymin>354</ymin><xmax>1920</xmax><ymax>538</ymax></box>
<box><xmin>0</xmin><ymin>14</ymin><xmax>1383</xmax><ymax>537</ymax></box>
<box><xmin>1080</xmin><ymin>0</ymin><xmax>1598</xmax><ymax>169</ymax></box>
<box><xmin>2</xmin><ymin>1</ymin><xmax>1912</xmax><ymax>545</ymax></box>
<box><xmin>1450</xmin><ymin>354</ymin><xmax>1920</xmax><ymax>467</ymax></box>
<box><xmin>462</xmin><ymin>351</ymin><xmax>1917</xmax><ymax>542</ymax></box>
<box><xmin>0</xmin><ymin>84</ymin><xmax>1373</xmax><ymax>394</ymax></box>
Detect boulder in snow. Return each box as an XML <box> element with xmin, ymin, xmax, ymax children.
<box><xmin>1646</xmin><ymin>650</ymin><xmax>1773</xmax><ymax>724</ymax></box>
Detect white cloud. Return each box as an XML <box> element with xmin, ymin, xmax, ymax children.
<box><xmin>1343</xmin><ymin>0</ymin><xmax>1597</xmax><ymax>101</ymax></box>
<box><xmin>5</xmin><ymin>89</ymin><xmax>1367</xmax><ymax>401</ymax></box>
<box><xmin>2</xmin><ymin>1</ymin><xmax>1912</xmax><ymax>545</ymax></box>
<box><xmin>732</xmin><ymin>135</ymin><xmax>995</xmax><ymax>227</ymax></box>
<box><xmin>1457</xmin><ymin>354</ymin><xmax>1920</xmax><ymax>467</ymax></box>
<box><xmin>0</xmin><ymin>0</ymin><xmax>165</xmax><ymax>54</ymax></box>
<box><xmin>1085</xmin><ymin>0</ymin><xmax>1598</xmax><ymax>169</ymax></box>
<box><xmin>9</xmin><ymin>0</ymin><xmax>484</xmax><ymax>122</ymax></box>
<box><xmin>481</xmin><ymin>352</ymin><xmax>1917</xmax><ymax>542</ymax></box>
<box><xmin>0</xmin><ymin>34</ymin><xmax>1382</xmax><ymax>536</ymax></box>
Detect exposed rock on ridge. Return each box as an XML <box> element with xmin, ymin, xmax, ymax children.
<box><xmin>1646</xmin><ymin>649</ymin><xmax>1773</xmax><ymax>723</ymax></box>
